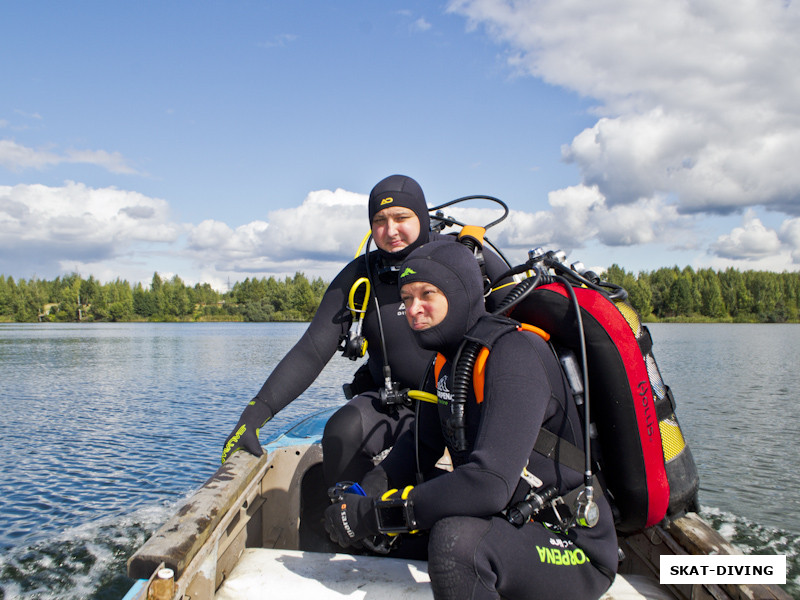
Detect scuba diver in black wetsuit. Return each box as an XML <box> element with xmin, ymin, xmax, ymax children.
<box><xmin>324</xmin><ymin>241</ymin><xmax>619</xmax><ymax>600</ymax></box>
<box><xmin>221</xmin><ymin>175</ymin><xmax>511</xmax><ymax>488</ymax></box>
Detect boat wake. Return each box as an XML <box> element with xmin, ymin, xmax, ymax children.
<box><xmin>0</xmin><ymin>502</ymin><xmax>174</xmax><ymax>600</ymax></box>
<box><xmin>700</xmin><ymin>506</ymin><xmax>799</xmax><ymax>598</ymax></box>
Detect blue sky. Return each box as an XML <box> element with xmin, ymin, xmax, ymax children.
<box><xmin>2</xmin><ymin>0</ymin><xmax>799</xmax><ymax>289</ymax></box>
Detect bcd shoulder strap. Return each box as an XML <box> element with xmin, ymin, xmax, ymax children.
<box><xmin>433</xmin><ymin>317</ymin><xmax>551</xmax><ymax>406</ymax></box>
<box><xmin>433</xmin><ymin>319</ymin><xmax>583</xmax><ymax>472</ymax></box>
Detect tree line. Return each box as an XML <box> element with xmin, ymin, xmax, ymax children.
<box><xmin>1</xmin><ymin>265</ymin><xmax>798</xmax><ymax>323</ymax></box>
<box><xmin>602</xmin><ymin>264</ymin><xmax>800</xmax><ymax>323</ymax></box>
<box><xmin>0</xmin><ymin>272</ymin><xmax>327</xmax><ymax>323</ymax></box>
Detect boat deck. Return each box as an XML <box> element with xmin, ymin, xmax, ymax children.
<box><xmin>214</xmin><ymin>548</ymin><xmax>674</xmax><ymax>600</ymax></box>
<box><xmin>126</xmin><ymin>411</ymin><xmax>792</xmax><ymax>600</ymax></box>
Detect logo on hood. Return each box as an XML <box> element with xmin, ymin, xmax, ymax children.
<box><xmin>380</xmin><ymin>197</ymin><xmax>394</xmax><ymax>205</ymax></box>
<box><xmin>400</xmin><ymin>267</ymin><xmax>416</xmax><ymax>278</ymax></box>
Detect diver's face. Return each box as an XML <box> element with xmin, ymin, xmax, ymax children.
<box><xmin>371</xmin><ymin>207</ymin><xmax>420</xmax><ymax>253</ymax></box>
<box><xmin>400</xmin><ymin>281</ymin><xmax>449</xmax><ymax>331</ymax></box>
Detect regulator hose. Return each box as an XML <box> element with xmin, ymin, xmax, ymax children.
<box><xmin>428</xmin><ymin>194</ymin><xmax>513</xmax><ymax>269</ymax></box>
<box><xmin>446</xmin><ymin>265</ymin><xmax>593</xmax><ymax>490</ymax></box>
<box><xmin>542</xmin><ymin>258</ymin><xmax>628</xmax><ymax>302</ymax></box>
<box><xmin>492</xmin><ymin>268</ymin><xmax>545</xmax><ymax>316</ymax></box>
<box><xmin>448</xmin><ymin>338</ymin><xmax>482</xmax><ymax>453</ymax></box>
<box><xmin>447</xmin><ymin>268</ymin><xmax>547</xmax><ymax>453</ymax></box>
<box><xmin>428</xmin><ymin>195</ymin><xmax>509</xmax><ymax>231</ymax></box>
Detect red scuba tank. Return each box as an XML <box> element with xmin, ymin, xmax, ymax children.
<box><xmin>509</xmin><ymin>282</ymin><xmax>699</xmax><ymax>533</ymax></box>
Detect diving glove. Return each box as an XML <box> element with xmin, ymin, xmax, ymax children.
<box><xmin>324</xmin><ymin>493</ymin><xmax>379</xmax><ymax>548</ymax></box>
<box><xmin>220</xmin><ymin>397</ymin><xmax>273</xmax><ymax>464</ymax></box>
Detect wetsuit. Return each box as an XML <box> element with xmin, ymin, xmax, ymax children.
<box><xmin>222</xmin><ymin>174</ymin><xmax>511</xmax><ymax>487</ymax></box>
<box><xmin>362</xmin><ymin>241</ymin><xmax>618</xmax><ymax>599</ymax></box>
<box><xmin>255</xmin><ymin>231</ymin><xmax>510</xmax><ymax>485</ymax></box>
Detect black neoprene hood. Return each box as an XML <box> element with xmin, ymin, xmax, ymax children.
<box><xmin>399</xmin><ymin>240</ymin><xmax>488</xmax><ymax>357</ymax></box>
<box><xmin>368</xmin><ymin>175</ymin><xmax>431</xmax><ymax>260</ymax></box>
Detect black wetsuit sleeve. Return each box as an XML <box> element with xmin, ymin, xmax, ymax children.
<box><xmin>252</xmin><ymin>260</ymin><xmax>358</xmax><ymax>415</ymax></box>
<box><xmin>409</xmin><ymin>332</ymin><xmax>556</xmax><ymax>527</ymax></box>
<box><xmin>377</xmin><ymin>394</ymin><xmax>446</xmax><ymax>487</ymax></box>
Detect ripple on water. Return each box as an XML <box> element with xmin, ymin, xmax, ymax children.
<box><xmin>0</xmin><ymin>502</ymin><xmax>174</xmax><ymax>600</ymax></box>
<box><xmin>2</xmin><ymin>323</ymin><xmax>798</xmax><ymax>598</ymax></box>
<box><xmin>700</xmin><ymin>506</ymin><xmax>799</xmax><ymax>598</ymax></box>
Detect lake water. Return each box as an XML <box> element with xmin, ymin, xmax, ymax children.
<box><xmin>0</xmin><ymin>322</ymin><xmax>798</xmax><ymax>598</ymax></box>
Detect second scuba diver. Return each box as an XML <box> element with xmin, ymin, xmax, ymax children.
<box><xmin>324</xmin><ymin>240</ymin><xmax>619</xmax><ymax>599</ymax></box>
<box><xmin>221</xmin><ymin>175</ymin><xmax>510</xmax><ymax>488</ymax></box>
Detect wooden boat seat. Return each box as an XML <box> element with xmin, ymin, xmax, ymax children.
<box><xmin>214</xmin><ymin>548</ymin><xmax>673</xmax><ymax>599</ymax></box>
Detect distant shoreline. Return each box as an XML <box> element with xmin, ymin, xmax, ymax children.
<box><xmin>2</xmin><ymin>316</ymin><xmax>798</xmax><ymax>325</ymax></box>
<box><xmin>3</xmin><ymin>266</ymin><xmax>799</xmax><ymax>324</ymax></box>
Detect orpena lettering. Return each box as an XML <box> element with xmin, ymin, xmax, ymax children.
<box><xmin>535</xmin><ymin>546</ymin><xmax>588</xmax><ymax>566</ymax></box>
<box><xmin>537</xmin><ymin>546</ymin><xmax>547</xmax><ymax>562</ymax></box>
<box><xmin>437</xmin><ymin>375</ymin><xmax>452</xmax><ymax>405</ymax></box>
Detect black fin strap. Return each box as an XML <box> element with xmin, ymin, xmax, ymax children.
<box><xmin>638</xmin><ymin>326</ymin><xmax>653</xmax><ymax>356</ymax></box>
<box><xmin>655</xmin><ymin>386</ymin><xmax>677</xmax><ymax>421</ymax></box>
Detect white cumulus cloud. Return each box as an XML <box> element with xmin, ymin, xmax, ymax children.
<box><xmin>0</xmin><ymin>181</ymin><xmax>178</xmax><ymax>245</ymax></box>
<box><xmin>488</xmin><ymin>184</ymin><xmax>692</xmax><ymax>254</ymax></box>
<box><xmin>448</xmin><ymin>0</ymin><xmax>800</xmax><ymax>217</ymax></box>
<box><xmin>711</xmin><ymin>210</ymin><xmax>783</xmax><ymax>260</ymax></box>
<box><xmin>183</xmin><ymin>188</ymin><xmax>369</xmax><ymax>277</ymax></box>
<box><xmin>5</xmin><ymin>180</ymin><xmax>800</xmax><ymax>288</ymax></box>
<box><xmin>0</xmin><ymin>182</ymin><xmax>180</xmax><ymax>279</ymax></box>
<box><xmin>0</xmin><ymin>139</ymin><xmax>138</xmax><ymax>174</ymax></box>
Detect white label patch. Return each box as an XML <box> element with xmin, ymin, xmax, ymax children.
<box><xmin>660</xmin><ymin>555</ymin><xmax>786</xmax><ymax>584</ymax></box>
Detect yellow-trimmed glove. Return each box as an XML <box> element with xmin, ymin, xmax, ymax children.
<box><xmin>221</xmin><ymin>397</ymin><xmax>273</xmax><ymax>464</ymax></box>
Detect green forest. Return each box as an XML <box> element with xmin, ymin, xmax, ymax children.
<box><xmin>602</xmin><ymin>265</ymin><xmax>799</xmax><ymax>323</ymax></box>
<box><xmin>0</xmin><ymin>272</ymin><xmax>328</xmax><ymax>323</ymax></box>
<box><xmin>1</xmin><ymin>265</ymin><xmax>799</xmax><ymax>323</ymax></box>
